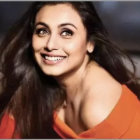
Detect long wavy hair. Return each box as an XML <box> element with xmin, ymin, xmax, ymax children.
<box><xmin>0</xmin><ymin>2</ymin><xmax>140</xmax><ymax>138</ymax></box>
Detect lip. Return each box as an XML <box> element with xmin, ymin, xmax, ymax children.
<box><xmin>43</xmin><ymin>58</ymin><xmax>66</xmax><ymax>65</ymax></box>
<box><xmin>40</xmin><ymin>52</ymin><xmax>67</xmax><ymax>57</ymax></box>
<box><xmin>40</xmin><ymin>52</ymin><xmax>67</xmax><ymax>65</ymax></box>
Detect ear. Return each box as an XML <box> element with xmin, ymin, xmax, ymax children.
<box><xmin>87</xmin><ymin>41</ymin><xmax>94</xmax><ymax>53</ymax></box>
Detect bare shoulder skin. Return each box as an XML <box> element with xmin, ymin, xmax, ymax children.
<box><xmin>57</xmin><ymin>61</ymin><xmax>122</xmax><ymax>134</ymax></box>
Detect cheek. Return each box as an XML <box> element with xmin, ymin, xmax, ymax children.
<box><xmin>32</xmin><ymin>36</ymin><xmax>43</xmax><ymax>51</ymax></box>
<box><xmin>64</xmin><ymin>40</ymin><xmax>87</xmax><ymax>56</ymax></box>
<box><xmin>32</xmin><ymin>36</ymin><xmax>38</xmax><ymax>51</ymax></box>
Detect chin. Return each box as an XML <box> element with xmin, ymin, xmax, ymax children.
<box><xmin>42</xmin><ymin>68</ymin><xmax>64</xmax><ymax>77</ymax></box>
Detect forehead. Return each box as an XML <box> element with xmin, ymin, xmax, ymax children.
<box><xmin>35</xmin><ymin>3</ymin><xmax>84</xmax><ymax>27</ymax></box>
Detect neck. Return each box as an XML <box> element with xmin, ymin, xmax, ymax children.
<box><xmin>56</xmin><ymin>57</ymin><xmax>90</xmax><ymax>104</ymax></box>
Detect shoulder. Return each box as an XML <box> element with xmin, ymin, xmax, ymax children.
<box><xmin>81</xmin><ymin>62</ymin><xmax>124</xmax><ymax>129</ymax></box>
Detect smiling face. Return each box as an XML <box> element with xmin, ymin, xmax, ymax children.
<box><xmin>32</xmin><ymin>3</ymin><xmax>94</xmax><ymax>78</ymax></box>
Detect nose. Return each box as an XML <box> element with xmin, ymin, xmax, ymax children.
<box><xmin>44</xmin><ymin>33</ymin><xmax>58</xmax><ymax>51</ymax></box>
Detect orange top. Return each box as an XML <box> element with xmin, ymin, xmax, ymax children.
<box><xmin>0</xmin><ymin>113</ymin><xmax>16</xmax><ymax>138</ymax></box>
<box><xmin>1</xmin><ymin>85</ymin><xmax>140</xmax><ymax>138</ymax></box>
<box><xmin>53</xmin><ymin>85</ymin><xmax>140</xmax><ymax>138</ymax></box>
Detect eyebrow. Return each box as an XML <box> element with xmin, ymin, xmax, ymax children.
<box><xmin>35</xmin><ymin>22</ymin><xmax>49</xmax><ymax>28</ymax></box>
<box><xmin>58</xmin><ymin>23</ymin><xmax>77</xmax><ymax>30</ymax></box>
<box><xmin>35</xmin><ymin>22</ymin><xmax>77</xmax><ymax>30</ymax></box>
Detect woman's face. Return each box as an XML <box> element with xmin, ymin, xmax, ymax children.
<box><xmin>32</xmin><ymin>3</ymin><xmax>93</xmax><ymax>77</ymax></box>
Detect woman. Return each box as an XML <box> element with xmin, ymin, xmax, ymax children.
<box><xmin>0</xmin><ymin>2</ymin><xmax>140</xmax><ymax>138</ymax></box>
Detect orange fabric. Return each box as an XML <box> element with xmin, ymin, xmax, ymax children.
<box><xmin>1</xmin><ymin>85</ymin><xmax>140</xmax><ymax>138</ymax></box>
<box><xmin>53</xmin><ymin>85</ymin><xmax>140</xmax><ymax>138</ymax></box>
<box><xmin>0</xmin><ymin>113</ymin><xmax>15</xmax><ymax>138</ymax></box>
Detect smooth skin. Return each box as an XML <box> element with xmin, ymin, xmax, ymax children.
<box><xmin>32</xmin><ymin>4</ymin><xmax>122</xmax><ymax>134</ymax></box>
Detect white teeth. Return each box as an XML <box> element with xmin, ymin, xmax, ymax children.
<box><xmin>45</xmin><ymin>56</ymin><xmax>64</xmax><ymax>61</ymax></box>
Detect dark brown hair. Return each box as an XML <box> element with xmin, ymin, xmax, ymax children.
<box><xmin>0</xmin><ymin>2</ymin><xmax>140</xmax><ymax>138</ymax></box>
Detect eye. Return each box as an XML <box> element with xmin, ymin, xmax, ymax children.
<box><xmin>35</xmin><ymin>28</ymin><xmax>49</xmax><ymax>37</ymax></box>
<box><xmin>61</xmin><ymin>29</ymin><xmax>73</xmax><ymax>38</ymax></box>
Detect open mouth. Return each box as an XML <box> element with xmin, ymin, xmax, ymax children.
<box><xmin>41</xmin><ymin>53</ymin><xmax>67</xmax><ymax>64</ymax></box>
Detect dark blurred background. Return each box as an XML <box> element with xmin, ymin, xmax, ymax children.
<box><xmin>0</xmin><ymin>1</ymin><xmax>140</xmax><ymax>76</ymax></box>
